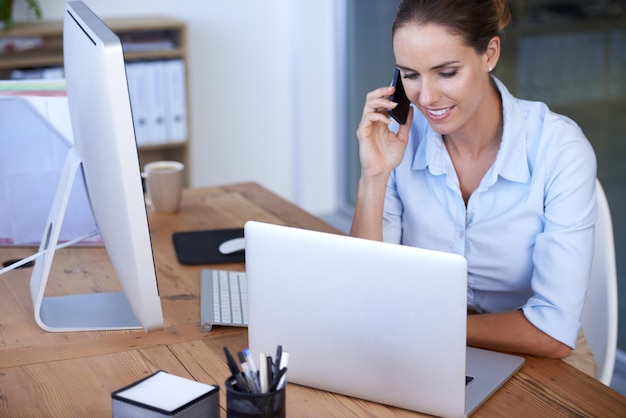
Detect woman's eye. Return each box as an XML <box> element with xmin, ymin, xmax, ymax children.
<box><xmin>403</xmin><ymin>73</ymin><xmax>418</xmax><ymax>80</ymax></box>
<box><xmin>440</xmin><ymin>70</ymin><xmax>458</xmax><ymax>78</ymax></box>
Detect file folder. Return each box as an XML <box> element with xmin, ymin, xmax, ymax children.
<box><xmin>165</xmin><ymin>59</ymin><xmax>187</xmax><ymax>142</ymax></box>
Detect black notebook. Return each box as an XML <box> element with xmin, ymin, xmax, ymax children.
<box><xmin>172</xmin><ymin>228</ymin><xmax>245</xmax><ymax>264</ymax></box>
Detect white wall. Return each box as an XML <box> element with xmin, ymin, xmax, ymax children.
<box><xmin>22</xmin><ymin>0</ymin><xmax>340</xmax><ymax>216</ymax></box>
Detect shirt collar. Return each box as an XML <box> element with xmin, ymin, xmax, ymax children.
<box><xmin>411</xmin><ymin>76</ymin><xmax>531</xmax><ymax>184</ymax></box>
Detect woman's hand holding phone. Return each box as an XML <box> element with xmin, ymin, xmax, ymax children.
<box><xmin>356</xmin><ymin>69</ymin><xmax>413</xmax><ymax>180</ymax></box>
<box><xmin>388</xmin><ymin>68</ymin><xmax>411</xmax><ymax>125</ymax></box>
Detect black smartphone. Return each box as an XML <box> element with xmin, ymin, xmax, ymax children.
<box><xmin>388</xmin><ymin>68</ymin><xmax>410</xmax><ymax>125</ymax></box>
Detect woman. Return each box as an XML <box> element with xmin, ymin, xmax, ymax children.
<box><xmin>350</xmin><ymin>0</ymin><xmax>598</xmax><ymax>376</ymax></box>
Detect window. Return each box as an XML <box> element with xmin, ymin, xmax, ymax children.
<box><xmin>343</xmin><ymin>0</ymin><xmax>400</xmax><ymax>211</ymax></box>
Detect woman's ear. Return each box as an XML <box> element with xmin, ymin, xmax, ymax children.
<box><xmin>484</xmin><ymin>36</ymin><xmax>501</xmax><ymax>72</ymax></box>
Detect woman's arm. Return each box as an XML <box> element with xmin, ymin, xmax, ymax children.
<box><xmin>350</xmin><ymin>86</ymin><xmax>413</xmax><ymax>240</ymax></box>
<box><xmin>467</xmin><ymin>310</ymin><xmax>571</xmax><ymax>358</ymax></box>
<box><xmin>349</xmin><ymin>175</ymin><xmax>389</xmax><ymax>240</ymax></box>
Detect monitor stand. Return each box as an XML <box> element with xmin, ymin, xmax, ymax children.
<box><xmin>29</xmin><ymin>147</ymin><xmax>141</xmax><ymax>332</ymax></box>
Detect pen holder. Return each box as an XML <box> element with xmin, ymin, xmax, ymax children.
<box><xmin>225</xmin><ymin>377</ymin><xmax>286</xmax><ymax>418</ymax></box>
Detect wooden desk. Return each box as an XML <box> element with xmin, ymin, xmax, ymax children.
<box><xmin>1</xmin><ymin>182</ymin><xmax>625</xmax><ymax>416</ymax></box>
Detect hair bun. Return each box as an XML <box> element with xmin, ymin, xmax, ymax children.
<box><xmin>494</xmin><ymin>0</ymin><xmax>512</xmax><ymax>31</ymax></box>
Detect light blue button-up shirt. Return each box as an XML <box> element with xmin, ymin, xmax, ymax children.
<box><xmin>383</xmin><ymin>77</ymin><xmax>597</xmax><ymax>348</ymax></box>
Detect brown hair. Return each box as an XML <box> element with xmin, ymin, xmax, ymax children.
<box><xmin>392</xmin><ymin>0</ymin><xmax>511</xmax><ymax>54</ymax></box>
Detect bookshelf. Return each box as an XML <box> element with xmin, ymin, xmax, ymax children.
<box><xmin>0</xmin><ymin>17</ymin><xmax>190</xmax><ymax>183</ymax></box>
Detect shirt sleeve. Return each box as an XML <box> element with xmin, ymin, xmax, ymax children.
<box><xmin>382</xmin><ymin>170</ymin><xmax>403</xmax><ymax>244</ymax></box>
<box><xmin>521</xmin><ymin>117</ymin><xmax>598</xmax><ymax>349</ymax></box>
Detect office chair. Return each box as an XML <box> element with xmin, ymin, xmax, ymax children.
<box><xmin>580</xmin><ymin>179</ymin><xmax>618</xmax><ymax>386</ymax></box>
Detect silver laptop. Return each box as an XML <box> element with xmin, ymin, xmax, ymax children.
<box><xmin>244</xmin><ymin>221</ymin><xmax>524</xmax><ymax>417</ymax></box>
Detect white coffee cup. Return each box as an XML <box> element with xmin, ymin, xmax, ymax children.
<box><xmin>143</xmin><ymin>161</ymin><xmax>184</xmax><ymax>212</ymax></box>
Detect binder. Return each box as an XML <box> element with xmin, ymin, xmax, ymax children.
<box><xmin>164</xmin><ymin>59</ymin><xmax>187</xmax><ymax>142</ymax></box>
<box><xmin>125</xmin><ymin>62</ymin><xmax>150</xmax><ymax>146</ymax></box>
<box><xmin>145</xmin><ymin>61</ymin><xmax>168</xmax><ymax>144</ymax></box>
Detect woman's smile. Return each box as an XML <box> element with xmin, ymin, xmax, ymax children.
<box><xmin>424</xmin><ymin>106</ymin><xmax>454</xmax><ymax>121</ymax></box>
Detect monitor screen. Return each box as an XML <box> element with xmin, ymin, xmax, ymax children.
<box><xmin>28</xmin><ymin>1</ymin><xmax>164</xmax><ymax>332</ymax></box>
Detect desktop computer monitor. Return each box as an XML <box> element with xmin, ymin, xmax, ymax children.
<box><xmin>28</xmin><ymin>1</ymin><xmax>164</xmax><ymax>332</ymax></box>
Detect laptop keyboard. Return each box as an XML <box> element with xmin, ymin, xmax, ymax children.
<box><xmin>200</xmin><ymin>269</ymin><xmax>248</xmax><ymax>331</ymax></box>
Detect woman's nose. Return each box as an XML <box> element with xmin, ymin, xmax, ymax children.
<box><xmin>418</xmin><ymin>78</ymin><xmax>438</xmax><ymax>107</ymax></box>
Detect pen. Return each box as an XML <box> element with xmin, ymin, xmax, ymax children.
<box><xmin>259</xmin><ymin>352</ymin><xmax>269</xmax><ymax>392</ymax></box>
<box><xmin>243</xmin><ymin>349</ymin><xmax>257</xmax><ymax>374</ymax></box>
<box><xmin>231</xmin><ymin>347</ymin><xmax>286</xmax><ymax>393</ymax></box>
<box><xmin>224</xmin><ymin>347</ymin><xmax>241</xmax><ymax>375</ymax></box>
<box><xmin>223</xmin><ymin>347</ymin><xmax>250</xmax><ymax>392</ymax></box>
<box><xmin>243</xmin><ymin>348</ymin><xmax>261</xmax><ymax>391</ymax></box>
<box><xmin>277</xmin><ymin>352</ymin><xmax>289</xmax><ymax>390</ymax></box>
<box><xmin>274</xmin><ymin>345</ymin><xmax>282</xmax><ymax>378</ymax></box>
<box><xmin>239</xmin><ymin>350</ymin><xmax>261</xmax><ymax>393</ymax></box>
<box><xmin>266</xmin><ymin>355</ymin><xmax>274</xmax><ymax>385</ymax></box>
<box><xmin>269</xmin><ymin>367</ymin><xmax>287</xmax><ymax>392</ymax></box>
<box><xmin>237</xmin><ymin>351</ymin><xmax>246</xmax><ymax>365</ymax></box>
<box><xmin>242</xmin><ymin>360</ymin><xmax>261</xmax><ymax>393</ymax></box>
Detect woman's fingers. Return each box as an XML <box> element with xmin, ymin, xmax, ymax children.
<box><xmin>364</xmin><ymin>86</ymin><xmax>397</xmax><ymax>113</ymax></box>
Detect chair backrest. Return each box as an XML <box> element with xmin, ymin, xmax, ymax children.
<box><xmin>580</xmin><ymin>179</ymin><xmax>618</xmax><ymax>385</ymax></box>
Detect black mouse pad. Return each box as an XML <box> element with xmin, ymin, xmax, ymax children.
<box><xmin>172</xmin><ymin>228</ymin><xmax>245</xmax><ymax>265</ymax></box>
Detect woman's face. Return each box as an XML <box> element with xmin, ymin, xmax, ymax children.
<box><xmin>393</xmin><ymin>23</ymin><xmax>494</xmax><ymax>137</ymax></box>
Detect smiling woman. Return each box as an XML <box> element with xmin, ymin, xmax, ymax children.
<box><xmin>350</xmin><ymin>0</ymin><xmax>598</xmax><ymax>378</ymax></box>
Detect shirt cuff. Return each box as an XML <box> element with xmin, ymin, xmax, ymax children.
<box><xmin>521</xmin><ymin>299</ymin><xmax>580</xmax><ymax>349</ymax></box>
